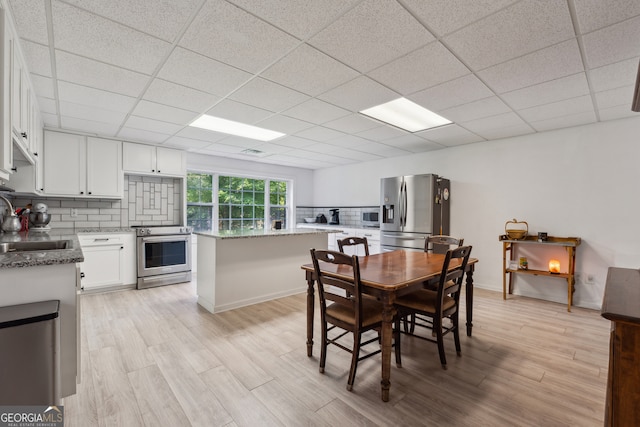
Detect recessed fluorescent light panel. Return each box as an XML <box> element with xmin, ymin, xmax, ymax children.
<box><xmin>359</xmin><ymin>98</ymin><xmax>452</xmax><ymax>132</ymax></box>
<box><xmin>190</xmin><ymin>115</ymin><xmax>285</xmax><ymax>141</ymax></box>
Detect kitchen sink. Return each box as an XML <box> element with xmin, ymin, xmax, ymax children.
<box><xmin>0</xmin><ymin>240</ymin><xmax>72</xmax><ymax>254</ymax></box>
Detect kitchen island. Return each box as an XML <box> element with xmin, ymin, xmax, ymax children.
<box><xmin>0</xmin><ymin>230</ymin><xmax>83</xmax><ymax>399</ymax></box>
<box><xmin>196</xmin><ymin>228</ymin><xmax>334</xmax><ymax>313</ymax></box>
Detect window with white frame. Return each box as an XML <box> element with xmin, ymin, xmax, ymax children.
<box><xmin>186</xmin><ymin>172</ymin><xmax>290</xmax><ymax>232</ymax></box>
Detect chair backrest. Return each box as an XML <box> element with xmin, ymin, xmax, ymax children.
<box><xmin>337</xmin><ymin>236</ymin><xmax>370</xmax><ymax>256</ymax></box>
<box><xmin>310</xmin><ymin>248</ymin><xmax>365</xmax><ymax>327</ymax></box>
<box><xmin>436</xmin><ymin>245</ymin><xmax>472</xmax><ymax>309</ymax></box>
<box><xmin>425</xmin><ymin>235</ymin><xmax>464</xmax><ymax>254</ymax></box>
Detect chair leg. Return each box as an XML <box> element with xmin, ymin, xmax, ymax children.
<box><xmin>453</xmin><ymin>312</ymin><xmax>461</xmax><ymax>356</ymax></box>
<box><xmin>434</xmin><ymin>318</ymin><xmax>447</xmax><ymax>369</ymax></box>
<box><xmin>319</xmin><ymin>321</ymin><xmax>327</xmax><ymax>373</ymax></box>
<box><xmin>347</xmin><ymin>332</ymin><xmax>362</xmax><ymax>391</ymax></box>
<box><xmin>394</xmin><ymin>316</ymin><xmax>402</xmax><ymax>367</ymax></box>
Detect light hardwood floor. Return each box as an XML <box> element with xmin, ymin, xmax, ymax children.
<box><xmin>63</xmin><ymin>278</ymin><xmax>610</xmax><ymax>426</ymax></box>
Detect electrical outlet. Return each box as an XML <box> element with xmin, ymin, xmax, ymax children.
<box><xmin>575</xmin><ymin>272</ymin><xmax>582</xmax><ymax>283</ymax></box>
<box><xmin>70</xmin><ymin>208</ymin><xmax>78</xmax><ymax>218</ymax></box>
<box><xmin>586</xmin><ymin>273</ymin><xmax>595</xmax><ymax>284</ymax></box>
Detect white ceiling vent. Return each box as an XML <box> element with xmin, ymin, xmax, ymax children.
<box><xmin>240</xmin><ymin>148</ymin><xmax>270</xmax><ymax>157</ymax></box>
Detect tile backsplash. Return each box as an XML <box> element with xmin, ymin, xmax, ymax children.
<box><xmin>6</xmin><ymin>175</ymin><xmax>183</xmax><ymax>230</ymax></box>
<box><xmin>296</xmin><ymin>206</ymin><xmax>379</xmax><ymax>228</ymax></box>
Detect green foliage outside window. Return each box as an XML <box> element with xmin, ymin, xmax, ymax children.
<box><xmin>187</xmin><ymin>173</ymin><xmax>289</xmax><ymax>232</ymax></box>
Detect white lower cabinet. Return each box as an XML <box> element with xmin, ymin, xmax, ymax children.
<box><xmin>357</xmin><ymin>229</ymin><xmax>381</xmax><ymax>255</ymax></box>
<box><xmin>79</xmin><ymin>233</ymin><xmax>136</xmax><ymax>290</ymax></box>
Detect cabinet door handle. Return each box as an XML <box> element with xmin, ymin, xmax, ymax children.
<box><xmin>157</xmin><ymin>170</ymin><xmax>161</xmax><ymax>173</ymax></box>
<box><xmin>88</xmin><ymin>191</ymin><xmax>92</xmax><ymax>195</ymax></box>
<box><xmin>152</xmin><ymin>169</ymin><xmax>155</xmax><ymax>172</ymax></box>
<box><xmin>21</xmin><ymin>132</ymin><xmax>27</xmax><ymax>139</ymax></box>
<box><xmin>80</xmin><ymin>191</ymin><xmax>84</xmax><ymax>194</ymax></box>
<box><xmin>94</xmin><ymin>238</ymin><xmax>109</xmax><ymax>242</ymax></box>
<box><xmin>120</xmin><ymin>246</ymin><xmax>124</xmax><ymax>249</ymax></box>
<box><xmin>80</xmin><ymin>272</ymin><xmax>85</xmax><ymax>278</ymax></box>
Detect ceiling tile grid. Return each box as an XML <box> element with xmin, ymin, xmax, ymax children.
<box><xmin>4</xmin><ymin>0</ymin><xmax>640</xmax><ymax>169</ymax></box>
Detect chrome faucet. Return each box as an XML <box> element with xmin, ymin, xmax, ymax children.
<box><xmin>0</xmin><ymin>195</ymin><xmax>15</xmax><ymax>217</ymax></box>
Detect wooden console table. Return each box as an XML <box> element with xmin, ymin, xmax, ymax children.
<box><xmin>601</xmin><ymin>267</ymin><xmax>640</xmax><ymax>426</ymax></box>
<box><xmin>500</xmin><ymin>235</ymin><xmax>581</xmax><ymax>311</ymax></box>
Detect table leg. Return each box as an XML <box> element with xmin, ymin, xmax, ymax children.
<box><xmin>380</xmin><ymin>297</ymin><xmax>394</xmax><ymax>402</ymax></box>
<box><xmin>306</xmin><ymin>274</ymin><xmax>315</xmax><ymax>357</ymax></box>
<box><xmin>465</xmin><ymin>265</ymin><xmax>474</xmax><ymax>337</ymax></box>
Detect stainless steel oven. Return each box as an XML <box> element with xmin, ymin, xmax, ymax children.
<box><xmin>134</xmin><ymin>225</ymin><xmax>192</xmax><ymax>289</ymax></box>
<box><xmin>362</xmin><ymin>208</ymin><xmax>380</xmax><ymax>228</ymax></box>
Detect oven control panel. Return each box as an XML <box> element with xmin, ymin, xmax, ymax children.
<box><xmin>134</xmin><ymin>226</ymin><xmax>193</xmax><ymax>236</ymax></box>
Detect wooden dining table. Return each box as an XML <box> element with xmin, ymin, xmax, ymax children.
<box><xmin>301</xmin><ymin>250</ymin><xmax>478</xmax><ymax>402</ymax></box>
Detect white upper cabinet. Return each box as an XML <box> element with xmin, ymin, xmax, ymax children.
<box><xmin>123</xmin><ymin>142</ymin><xmax>186</xmax><ymax>177</ymax></box>
<box><xmin>43</xmin><ymin>131</ymin><xmax>123</xmax><ymax>198</ymax></box>
<box><xmin>86</xmin><ymin>137</ymin><xmax>123</xmax><ymax>197</ymax></box>
<box><xmin>0</xmin><ymin>7</ymin><xmax>12</xmax><ymax>180</ymax></box>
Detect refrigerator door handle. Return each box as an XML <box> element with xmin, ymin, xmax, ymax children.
<box><xmin>402</xmin><ymin>181</ymin><xmax>408</xmax><ymax>227</ymax></box>
<box><xmin>398</xmin><ymin>182</ymin><xmax>404</xmax><ymax>227</ymax></box>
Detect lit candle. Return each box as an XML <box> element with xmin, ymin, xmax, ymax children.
<box><xmin>549</xmin><ymin>259</ymin><xmax>560</xmax><ymax>273</ymax></box>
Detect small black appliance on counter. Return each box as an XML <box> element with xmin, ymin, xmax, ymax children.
<box><xmin>329</xmin><ymin>209</ymin><xmax>340</xmax><ymax>225</ymax></box>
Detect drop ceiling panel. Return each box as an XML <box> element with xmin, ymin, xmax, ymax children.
<box><xmin>443</xmin><ymin>0</ymin><xmax>575</xmax><ymax>70</ymax></box>
<box><xmin>267</xmin><ymin>135</ymin><xmax>316</xmax><ymax>149</ymax></box>
<box><xmin>369</xmin><ymin>41</ymin><xmax>470</xmax><ymax>95</ymax></box>
<box><xmin>308</xmin><ymin>0</ymin><xmax>435</xmax><ymax>73</ymax></box>
<box><xmin>163</xmin><ymin>136</ymin><xmax>213</xmax><ymax>150</ymax></box>
<box><xmin>356</xmin><ymin>125</ymin><xmax>407</xmax><ymax>142</ymax></box>
<box><xmin>283</xmin><ymin>98</ymin><xmax>351</xmax><ymax>124</ymax></box>
<box><xmin>573</xmin><ymin>0</ymin><xmax>640</xmax><ymax>34</ymax></box>
<box><xmin>461</xmin><ymin>112</ymin><xmax>533</xmax><ymax>139</ymax></box>
<box><xmin>57</xmin><ymin>81</ymin><xmax>137</xmax><ymax>113</ymax></box>
<box><xmin>20</xmin><ymin>40</ymin><xmax>51</xmax><ymax>77</ymax></box>
<box><xmin>501</xmin><ymin>73</ymin><xmax>590</xmax><ymax>110</ymax></box>
<box><xmin>598</xmin><ymin>104</ymin><xmax>639</xmax><ymax>121</ymax></box>
<box><xmin>227</xmin><ymin>0</ymin><xmax>360</xmax><ymax>39</ymax></box>
<box><xmin>401</xmin><ymin>0</ymin><xmax>519</xmax><ymax>37</ymax></box>
<box><xmin>204</xmin><ymin>99</ymin><xmax>273</xmax><ymax>124</ymax></box>
<box><xmin>118</xmin><ymin>127</ymin><xmax>171</xmax><ymax>144</ymax></box>
<box><xmin>478</xmin><ymin>39</ymin><xmax>584</xmax><ymax>94</ymax></box>
<box><xmin>132</xmin><ymin>100</ymin><xmax>199</xmax><ymax>125</ymax></box>
<box><xmin>409</xmin><ymin>74</ymin><xmax>493</xmax><ymax>112</ymax></box>
<box><xmin>143</xmin><ymin>79</ymin><xmax>221</xmax><ymax>113</ymax></box>
<box><xmin>61</xmin><ymin>116</ymin><xmax>121</xmax><ymax>136</ymax></box>
<box><xmin>317</xmin><ymin>76</ymin><xmax>399</xmax><ymax>112</ymax></box>
<box><xmin>124</xmin><ymin>116</ymin><xmax>183</xmax><ymax>135</ymax></box>
<box><xmin>595</xmin><ymin>85</ymin><xmax>636</xmax><ymax>109</ymax></box>
<box><xmin>61</xmin><ymin>0</ymin><xmax>202</xmax><ymax>42</ymax></box>
<box><xmin>254</xmin><ymin>115</ymin><xmax>314</xmax><ymax>134</ymax></box>
<box><xmin>36</xmin><ymin>97</ymin><xmax>57</xmax><ymax>115</ymax></box>
<box><xmin>293</xmin><ymin>126</ymin><xmax>346</xmax><ymax>142</ymax></box>
<box><xmin>530</xmin><ymin>110</ymin><xmax>597</xmax><ymax>132</ymax></box>
<box><xmin>582</xmin><ymin>15</ymin><xmax>640</xmax><ymax>69</ymax></box>
<box><xmin>175</xmin><ymin>127</ymin><xmax>228</xmax><ymax>143</ymax></box>
<box><xmin>8</xmin><ymin>0</ymin><xmax>48</xmax><ymax>44</ymax></box>
<box><xmin>322</xmin><ymin>114</ymin><xmax>381</xmax><ymax>134</ymax></box>
<box><xmin>51</xmin><ymin>1</ymin><xmax>171</xmax><ymax>75</ymax></box>
<box><xmin>228</xmin><ymin>78</ymin><xmax>309</xmax><ymax>112</ymax></box>
<box><xmin>179</xmin><ymin>0</ymin><xmax>299</xmax><ymax>74</ymax></box>
<box><xmin>440</xmin><ymin>96</ymin><xmax>512</xmax><ymax>123</ymax></box>
<box><xmin>588</xmin><ymin>57</ymin><xmax>640</xmax><ymax>92</ymax></box>
<box><xmin>261</xmin><ymin>44</ymin><xmax>359</xmax><ymax>97</ymax></box>
<box><xmin>517</xmin><ymin>95</ymin><xmax>595</xmax><ymax>123</ymax></box>
<box><xmin>30</xmin><ymin>75</ymin><xmax>55</xmax><ymax>99</ymax></box>
<box><xmin>59</xmin><ymin>100</ymin><xmax>128</xmax><ymax>124</ymax></box>
<box><xmin>418</xmin><ymin>124</ymin><xmax>485</xmax><ymax>146</ymax></box>
<box><xmin>158</xmin><ymin>47</ymin><xmax>252</xmax><ymax>96</ymax></box>
<box><xmin>56</xmin><ymin>51</ymin><xmax>149</xmax><ymax>97</ymax></box>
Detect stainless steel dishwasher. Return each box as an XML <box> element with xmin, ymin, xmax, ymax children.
<box><xmin>0</xmin><ymin>300</ymin><xmax>61</xmax><ymax>405</ymax></box>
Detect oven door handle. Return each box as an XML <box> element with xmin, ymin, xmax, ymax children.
<box><xmin>138</xmin><ymin>235</ymin><xmax>192</xmax><ymax>243</ymax></box>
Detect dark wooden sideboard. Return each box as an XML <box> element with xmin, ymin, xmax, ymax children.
<box><xmin>601</xmin><ymin>267</ymin><xmax>640</xmax><ymax>426</ymax></box>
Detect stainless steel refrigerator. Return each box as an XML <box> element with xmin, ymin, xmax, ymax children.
<box><xmin>380</xmin><ymin>173</ymin><xmax>450</xmax><ymax>252</ymax></box>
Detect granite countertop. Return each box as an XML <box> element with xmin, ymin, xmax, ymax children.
<box><xmin>296</xmin><ymin>223</ymin><xmax>380</xmax><ymax>231</ymax></box>
<box><xmin>0</xmin><ymin>230</ymin><xmax>84</xmax><ymax>269</ymax></box>
<box><xmin>196</xmin><ymin>228</ymin><xmax>339</xmax><ymax>240</ymax></box>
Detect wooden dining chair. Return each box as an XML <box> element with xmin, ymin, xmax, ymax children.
<box><xmin>401</xmin><ymin>234</ymin><xmax>466</xmax><ymax>333</ymax></box>
<box><xmin>337</xmin><ymin>236</ymin><xmax>369</xmax><ymax>256</ymax></box>
<box><xmin>394</xmin><ymin>245</ymin><xmax>472</xmax><ymax>369</ymax></box>
<box><xmin>425</xmin><ymin>235</ymin><xmax>464</xmax><ymax>253</ymax></box>
<box><xmin>310</xmin><ymin>248</ymin><xmax>387</xmax><ymax>391</ymax></box>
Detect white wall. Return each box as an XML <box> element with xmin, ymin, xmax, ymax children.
<box><xmin>312</xmin><ymin>116</ymin><xmax>640</xmax><ymax>310</ymax></box>
<box><xmin>187</xmin><ymin>152</ymin><xmax>315</xmax><ymax>206</ymax></box>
